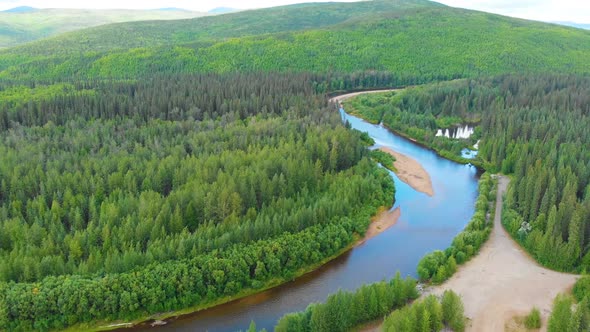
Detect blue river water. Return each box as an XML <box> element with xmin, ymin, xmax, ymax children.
<box><xmin>143</xmin><ymin>109</ymin><xmax>480</xmax><ymax>332</ymax></box>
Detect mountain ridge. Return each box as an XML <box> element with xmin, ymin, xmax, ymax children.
<box><xmin>0</xmin><ymin>0</ymin><xmax>588</xmax><ymax>83</ymax></box>
<box><xmin>0</xmin><ymin>7</ymin><xmax>206</xmax><ymax>48</ymax></box>
<box><xmin>1</xmin><ymin>6</ymin><xmax>37</xmax><ymax>13</ymax></box>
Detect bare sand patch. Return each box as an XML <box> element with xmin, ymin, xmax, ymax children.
<box><xmin>427</xmin><ymin>176</ymin><xmax>578</xmax><ymax>332</ymax></box>
<box><xmin>329</xmin><ymin>89</ymin><xmax>399</xmax><ymax>105</ymax></box>
<box><xmin>379</xmin><ymin>147</ymin><xmax>434</xmax><ymax>197</ymax></box>
<box><xmin>357</xmin><ymin>207</ymin><xmax>401</xmax><ymax>247</ymax></box>
<box><xmin>360</xmin><ymin>176</ymin><xmax>578</xmax><ymax>332</ymax></box>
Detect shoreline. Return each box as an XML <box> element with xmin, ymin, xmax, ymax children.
<box><xmin>75</xmin><ymin>239</ymin><xmax>363</xmax><ymax>332</ymax></box>
<box><xmin>335</xmin><ymin>90</ymin><xmax>485</xmax><ymax>171</ymax></box>
<box><xmin>71</xmin><ymin>203</ymin><xmax>397</xmax><ymax>332</ymax></box>
<box><xmin>356</xmin><ymin>207</ymin><xmax>401</xmax><ymax>247</ymax></box>
<box><xmin>427</xmin><ymin>177</ymin><xmax>577</xmax><ymax>331</ymax></box>
<box><xmin>69</xmin><ymin>90</ymin><xmax>430</xmax><ymax>332</ymax></box>
<box><xmin>329</xmin><ymin>89</ymin><xmax>400</xmax><ymax>105</ymax></box>
<box><xmin>379</xmin><ymin>147</ymin><xmax>434</xmax><ymax>197</ymax></box>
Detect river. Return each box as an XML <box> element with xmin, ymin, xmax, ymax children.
<box><xmin>137</xmin><ymin>105</ymin><xmax>480</xmax><ymax>332</ymax></box>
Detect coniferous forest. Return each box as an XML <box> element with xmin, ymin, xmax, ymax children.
<box><xmin>0</xmin><ymin>0</ymin><xmax>590</xmax><ymax>331</ymax></box>
<box><xmin>0</xmin><ymin>73</ymin><xmax>395</xmax><ymax>330</ymax></box>
<box><xmin>348</xmin><ymin>75</ymin><xmax>590</xmax><ymax>272</ymax></box>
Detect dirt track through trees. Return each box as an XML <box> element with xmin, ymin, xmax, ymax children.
<box><xmin>429</xmin><ymin>176</ymin><xmax>578</xmax><ymax>331</ymax></box>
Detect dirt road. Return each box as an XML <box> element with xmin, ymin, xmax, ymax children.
<box><xmin>430</xmin><ymin>176</ymin><xmax>578</xmax><ymax>331</ymax></box>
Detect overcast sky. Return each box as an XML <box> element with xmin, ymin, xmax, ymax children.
<box><xmin>0</xmin><ymin>0</ymin><xmax>588</xmax><ymax>23</ymax></box>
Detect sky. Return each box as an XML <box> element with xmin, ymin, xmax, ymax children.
<box><xmin>0</xmin><ymin>0</ymin><xmax>588</xmax><ymax>23</ymax></box>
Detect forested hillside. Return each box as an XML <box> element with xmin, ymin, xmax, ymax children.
<box><xmin>0</xmin><ymin>0</ymin><xmax>589</xmax><ymax>82</ymax></box>
<box><xmin>0</xmin><ymin>8</ymin><xmax>206</xmax><ymax>48</ymax></box>
<box><xmin>1</xmin><ymin>0</ymin><xmax>590</xmax><ymax>331</ymax></box>
<box><xmin>0</xmin><ymin>0</ymin><xmax>437</xmax><ymax>57</ymax></box>
<box><xmin>0</xmin><ymin>72</ymin><xmax>395</xmax><ymax>330</ymax></box>
<box><xmin>347</xmin><ymin>75</ymin><xmax>590</xmax><ymax>272</ymax></box>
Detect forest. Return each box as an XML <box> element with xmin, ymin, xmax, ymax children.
<box><xmin>347</xmin><ymin>75</ymin><xmax>590</xmax><ymax>272</ymax></box>
<box><xmin>417</xmin><ymin>173</ymin><xmax>496</xmax><ymax>284</ymax></box>
<box><xmin>0</xmin><ymin>0</ymin><xmax>589</xmax><ymax>330</ymax></box>
<box><xmin>0</xmin><ymin>72</ymin><xmax>395</xmax><ymax>330</ymax></box>
<box><xmin>275</xmin><ymin>272</ymin><xmax>418</xmax><ymax>332</ymax></box>
<box><xmin>0</xmin><ymin>0</ymin><xmax>588</xmax><ymax>83</ymax></box>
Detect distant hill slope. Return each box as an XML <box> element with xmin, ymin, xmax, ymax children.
<box><xmin>0</xmin><ymin>8</ymin><xmax>206</xmax><ymax>48</ymax></box>
<box><xmin>0</xmin><ymin>0</ymin><xmax>588</xmax><ymax>82</ymax></box>
<box><xmin>2</xmin><ymin>6</ymin><xmax>37</xmax><ymax>13</ymax></box>
<box><xmin>554</xmin><ymin>21</ymin><xmax>590</xmax><ymax>30</ymax></box>
<box><xmin>208</xmin><ymin>7</ymin><xmax>240</xmax><ymax>14</ymax></box>
<box><xmin>0</xmin><ymin>0</ymin><xmax>439</xmax><ymax>56</ymax></box>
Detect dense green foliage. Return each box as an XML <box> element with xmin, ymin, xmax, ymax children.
<box><xmin>573</xmin><ymin>276</ymin><xmax>590</xmax><ymax>302</ymax></box>
<box><xmin>524</xmin><ymin>307</ymin><xmax>542</xmax><ymax>329</ymax></box>
<box><xmin>547</xmin><ymin>294</ymin><xmax>590</xmax><ymax>332</ymax></box>
<box><xmin>549</xmin><ymin>275</ymin><xmax>590</xmax><ymax>331</ymax></box>
<box><xmin>382</xmin><ymin>290</ymin><xmax>465</xmax><ymax>332</ymax></box>
<box><xmin>274</xmin><ymin>272</ymin><xmax>418</xmax><ymax>332</ymax></box>
<box><xmin>351</xmin><ymin>75</ymin><xmax>590</xmax><ymax>273</ymax></box>
<box><xmin>417</xmin><ymin>173</ymin><xmax>495</xmax><ymax>283</ymax></box>
<box><xmin>0</xmin><ymin>8</ymin><xmax>205</xmax><ymax>48</ymax></box>
<box><xmin>2</xmin><ymin>0</ymin><xmax>436</xmax><ymax>56</ymax></box>
<box><xmin>343</xmin><ymin>85</ymin><xmax>481</xmax><ymax>165</ymax></box>
<box><xmin>0</xmin><ymin>1</ymin><xmax>589</xmax><ymax>82</ymax></box>
<box><xmin>0</xmin><ymin>72</ymin><xmax>395</xmax><ymax>330</ymax></box>
<box><xmin>1</xmin><ymin>0</ymin><xmax>589</xmax><ymax>330</ymax></box>
<box><xmin>370</xmin><ymin>149</ymin><xmax>396</xmax><ymax>172</ymax></box>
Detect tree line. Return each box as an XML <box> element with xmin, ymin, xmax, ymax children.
<box><xmin>274</xmin><ymin>272</ymin><xmax>418</xmax><ymax>332</ymax></box>
<box><xmin>0</xmin><ymin>72</ymin><xmax>395</xmax><ymax>330</ymax></box>
<box><xmin>382</xmin><ymin>290</ymin><xmax>465</xmax><ymax>332</ymax></box>
<box><xmin>348</xmin><ymin>74</ymin><xmax>590</xmax><ymax>272</ymax></box>
<box><xmin>417</xmin><ymin>173</ymin><xmax>495</xmax><ymax>283</ymax></box>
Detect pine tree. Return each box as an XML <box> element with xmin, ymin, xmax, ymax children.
<box><xmin>248</xmin><ymin>320</ymin><xmax>257</xmax><ymax>332</ymax></box>
<box><xmin>548</xmin><ymin>294</ymin><xmax>572</xmax><ymax>332</ymax></box>
<box><xmin>442</xmin><ymin>290</ymin><xmax>465</xmax><ymax>332</ymax></box>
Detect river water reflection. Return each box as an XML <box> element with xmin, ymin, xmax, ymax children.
<box><xmin>140</xmin><ymin>109</ymin><xmax>480</xmax><ymax>332</ymax></box>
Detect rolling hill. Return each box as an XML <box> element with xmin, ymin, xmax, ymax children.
<box><xmin>0</xmin><ymin>7</ymin><xmax>206</xmax><ymax>48</ymax></box>
<box><xmin>1</xmin><ymin>1</ymin><xmax>590</xmax><ymax>331</ymax></box>
<box><xmin>0</xmin><ymin>0</ymin><xmax>588</xmax><ymax>83</ymax></box>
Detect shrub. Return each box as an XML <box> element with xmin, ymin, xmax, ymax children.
<box><xmin>573</xmin><ymin>275</ymin><xmax>590</xmax><ymax>302</ymax></box>
<box><xmin>524</xmin><ymin>307</ymin><xmax>541</xmax><ymax>329</ymax></box>
<box><xmin>441</xmin><ymin>290</ymin><xmax>465</xmax><ymax>332</ymax></box>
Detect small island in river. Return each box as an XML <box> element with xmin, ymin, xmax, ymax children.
<box><xmin>378</xmin><ymin>147</ymin><xmax>434</xmax><ymax>197</ymax></box>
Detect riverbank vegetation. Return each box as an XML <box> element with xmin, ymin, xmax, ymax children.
<box><xmin>0</xmin><ymin>73</ymin><xmax>395</xmax><ymax>331</ymax></box>
<box><xmin>417</xmin><ymin>173</ymin><xmax>496</xmax><ymax>283</ymax></box>
<box><xmin>547</xmin><ymin>294</ymin><xmax>589</xmax><ymax>331</ymax></box>
<box><xmin>383</xmin><ymin>290</ymin><xmax>465</xmax><ymax>332</ymax></box>
<box><xmin>346</xmin><ymin>74</ymin><xmax>590</xmax><ymax>329</ymax></box>
<box><xmin>274</xmin><ymin>272</ymin><xmax>418</xmax><ymax>332</ymax></box>
<box><xmin>342</xmin><ymin>88</ymin><xmax>481</xmax><ymax>166</ymax></box>
<box><xmin>370</xmin><ymin>149</ymin><xmax>396</xmax><ymax>172</ymax></box>
<box><xmin>0</xmin><ymin>0</ymin><xmax>589</xmax><ymax>330</ymax></box>
<box><xmin>347</xmin><ymin>75</ymin><xmax>590</xmax><ymax>274</ymax></box>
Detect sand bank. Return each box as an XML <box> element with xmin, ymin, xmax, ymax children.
<box><xmin>379</xmin><ymin>147</ymin><xmax>434</xmax><ymax>197</ymax></box>
<box><xmin>357</xmin><ymin>207</ymin><xmax>401</xmax><ymax>246</ymax></box>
